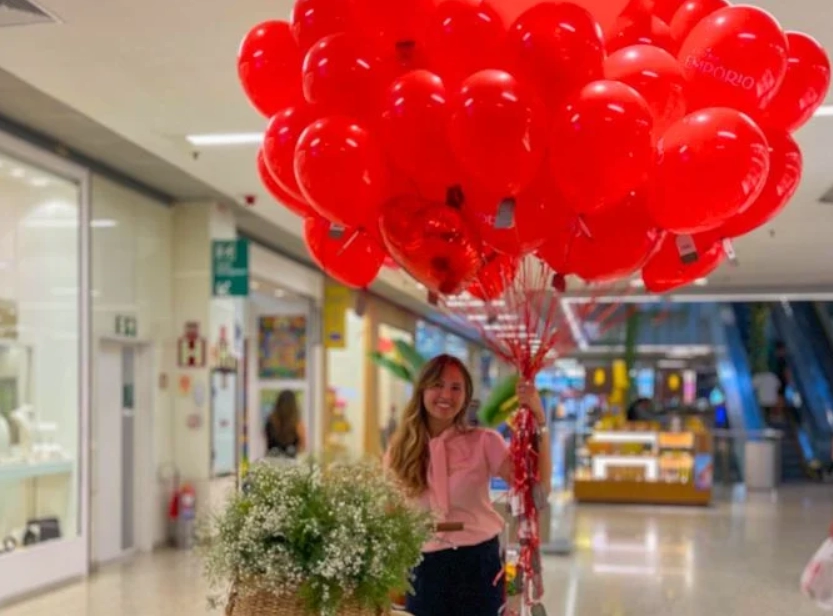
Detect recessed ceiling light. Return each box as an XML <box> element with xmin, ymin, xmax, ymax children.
<box><xmin>814</xmin><ymin>106</ymin><xmax>833</xmax><ymax>117</ymax></box>
<box><xmin>185</xmin><ymin>133</ymin><xmax>263</xmax><ymax>146</ymax></box>
<box><xmin>693</xmin><ymin>278</ymin><xmax>708</xmax><ymax>287</ymax></box>
<box><xmin>629</xmin><ymin>279</ymin><xmax>646</xmax><ymax>288</ymax></box>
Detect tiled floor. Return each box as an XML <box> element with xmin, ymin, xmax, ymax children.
<box><xmin>4</xmin><ymin>484</ymin><xmax>832</xmax><ymax>615</ymax></box>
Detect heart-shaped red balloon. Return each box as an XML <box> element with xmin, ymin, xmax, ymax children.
<box><xmin>642</xmin><ymin>232</ymin><xmax>725</xmax><ymax>292</ymax></box>
<box><xmin>257</xmin><ymin>149</ymin><xmax>315</xmax><ymax>218</ymax></box>
<box><xmin>304</xmin><ymin>215</ymin><xmax>386</xmax><ymax>288</ymax></box>
<box><xmin>379</xmin><ymin>195</ymin><xmax>482</xmax><ymax>295</ymax></box>
<box><xmin>467</xmin><ymin>251</ymin><xmax>519</xmax><ymax>300</ymax></box>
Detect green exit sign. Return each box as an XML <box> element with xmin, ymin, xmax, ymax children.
<box><xmin>116</xmin><ymin>315</ymin><xmax>137</xmax><ymax>337</ymax></box>
<box><xmin>212</xmin><ymin>239</ymin><xmax>249</xmax><ymax>297</ymax></box>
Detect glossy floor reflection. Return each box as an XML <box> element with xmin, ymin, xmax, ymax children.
<box><xmin>4</xmin><ymin>484</ymin><xmax>832</xmax><ymax>615</ymax></box>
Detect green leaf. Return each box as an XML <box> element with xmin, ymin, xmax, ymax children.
<box><xmin>368</xmin><ymin>351</ymin><xmax>413</xmax><ymax>382</ymax></box>
<box><xmin>478</xmin><ymin>374</ymin><xmax>519</xmax><ymax>427</ymax></box>
<box><xmin>393</xmin><ymin>340</ymin><xmax>427</xmax><ymax>375</ymax></box>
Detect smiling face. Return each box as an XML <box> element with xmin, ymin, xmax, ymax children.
<box><xmin>422</xmin><ymin>362</ymin><xmax>469</xmax><ymax>433</ymax></box>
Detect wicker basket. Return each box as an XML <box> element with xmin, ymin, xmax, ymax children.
<box><xmin>227</xmin><ymin>588</ymin><xmax>380</xmax><ymax>616</ymax></box>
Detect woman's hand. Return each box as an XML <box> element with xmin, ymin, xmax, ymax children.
<box><xmin>517</xmin><ymin>379</ymin><xmax>545</xmax><ymax>426</ymax></box>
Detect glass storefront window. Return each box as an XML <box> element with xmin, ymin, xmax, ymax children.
<box><xmin>0</xmin><ymin>150</ymin><xmax>81</xmax><ymax>556</ymax></box>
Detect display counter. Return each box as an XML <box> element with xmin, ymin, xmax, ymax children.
<box><xmin>574</xmin><ymin>427</ymin><xmax>713</xmax><ymax>507</ymax></box>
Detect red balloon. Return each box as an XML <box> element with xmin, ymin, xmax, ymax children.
<box><xmin>379</xmin><ymin>195</ymin><xmax>482</xmax><ymax>295</ymax></box>
<box><xmin>294</xmin><ymin>117</ymin><xmax>389</xmax><ymax>229</ymax></box>
<box><xmin>257</xmin><ymin>149</ymin><xmax>315</xmax><ymax>218</ymax></box>
<box><xmin>468</xmin><ymin>252</ymin><xmax>519</xmax><ymax>300</ymax></box>
<box><xmin>549</xmin><ymin>80</ymin><xmax>654</xmax><ymax>214</ymax></box>
<box><xmin>304</xmin><ymin>216</ymin><xmax>386</xmax><ymax>288</ymax></box>
<box><xmin>351</xmin><ymin>0</ymin><xmax>435</xmax><ymax>61</ymax></box>
<box><xmin>380</xmin><ymin>70</ymin><xmax>458</xmax><ymax>195</ymax></box>
<box><xmin>604</xmin><ymin>45</ymin><xmax>687</xmax><ymax>136</ymax></box>
<box><xmin>762</xmin><ymin>32</ymin><xmax>832</xmax><ymax>133</ymax></box>
<box><xmin>506</xmin><ymin>3</ymin><xmax>605</xmax><ymax>107</ymax></box>
<box><xmin>565</xmin><ymin>193</ymin><xmax>663</xmax><ymax>282</ymax></box>
<box><xmin>606</xmin><ymin>0</ymin><xmax>675</xmax><ymax>55</ymax></box>
<box><xmin>263</xmin><ymin>105</ymin><xmax>317</xmax><ymax>202</ymax></box>
<box><xmin>291</xmin><ymin>0</ymin><xmax>353</xmax><ymax>53</ymax></box>
<box><xmin>465</xmin><ymin>176</ymin><xmax>574</xmax><ymax>257</ymax></box>
<box><xmin>649</xmin><ymin>108</ymin><xmax>771</xmax><ymax>234</ymax></box>
<box><xmin>653</xmin><ymin>0</ymin><xmax>685</xmax><ymax>23</ymax></box>
<box><xmin>449</xmin><ymin>70</ymin><xmax>547</xmax><ymax>196</ymax></box>
<box><xmin>669</xmin><ymin>0</ymin><xmax>729</xmax><ymax>49</ymax></box>
<box><xmin>425</xmin><ymin>0</ymin><xmax>507</xmax><ymax>86</ymax></box>
<box><xmin>642</xmin><ymin>232</ymin><xmax>725</xmax><ymax>292</ymax></box>
<box><xmin>490</xmin><ymin>0</ymin><xmax>629</xmax><ymax>33</ymax></box>
<box><xmin>677</xmin><ymin>6</ymin><xmax>789</xmax><ymax>115</ymax></box>
<box><xmin>238</xmin><ymin>21</ymin><xmax>303</xmax><ymax>118</ymax></box>
<box><xmin>709</xmin><ymin>130</ymin><xmax>802</xmax><ymax>239</ymax></box>
<box><xmin>302</xmin><ymin>33</ymin><xmax>387</xmax><ymax>118</ymax></box>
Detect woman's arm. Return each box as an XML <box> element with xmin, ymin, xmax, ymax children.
<box><xmin>498</xmin><ymin>380</ymin><xmax>552</xmax><ymax>493</ymax></box>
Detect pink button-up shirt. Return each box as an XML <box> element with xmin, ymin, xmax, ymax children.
<box><xmin>417</xmin><ymin>427</ymin><xmax>509</xmax><ymax>553</ymax></box>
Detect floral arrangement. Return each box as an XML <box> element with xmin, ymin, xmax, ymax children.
<box><xmin>201</xmin><ymin>459</ymin><xmax>431</xmax><ymax>616</ymax></box>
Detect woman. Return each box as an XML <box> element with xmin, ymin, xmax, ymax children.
<box><xmin>386</xmin><ymin>354</ymin><xmax>551</xmax><ymax>616</ymax></box>
<box><xmin>264</xmin><ymin>390</ymin><xmax>306</xmax><ymax>459</ymax></box>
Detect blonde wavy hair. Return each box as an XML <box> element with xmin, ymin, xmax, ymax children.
<box><xmin>386</xmin><ymin>354</ymin><xmax>474</xmax><ymax>496</ymax></box>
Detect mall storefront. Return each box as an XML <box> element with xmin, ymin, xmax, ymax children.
<box><xmin>0</xmin><ymin>130</ymin><xmax>91</xmax><ymax>602</ymax></box>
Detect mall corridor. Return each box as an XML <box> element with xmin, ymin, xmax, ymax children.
<box><xmin>5</xmin><ymin>484</ymin><xmax>831</xmax><ymax>616</ymax></box>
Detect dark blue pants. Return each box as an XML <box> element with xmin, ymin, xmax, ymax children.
<box><xmin>406</xmin><ymin>536</ymin><xmax>504</xmax><ymax>616</ymax></box>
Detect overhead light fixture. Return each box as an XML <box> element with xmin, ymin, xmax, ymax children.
<box><xmin>185</xmin><ymin>133</ymin><xmax>263</xmax><ymax>146</ymax></box>
<box><xmin>693</xmin><ymin>278</ymin><xmax>708</xmax><ymax>287</ymax></box>
<box><xmin>814</xmin><ymin>105</ymin><xmax>833</xmax><ymax>117</ymax></box>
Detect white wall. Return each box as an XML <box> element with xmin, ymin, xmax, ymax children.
<box><xmin>326</xmin><ymin>310</ymin><xmax>368</xmax><ymax>459</ymax></box>
<box><xmin>90</xmin><ymin>175</ymin><xmax>175</xmax><ymax>547</ymax></box>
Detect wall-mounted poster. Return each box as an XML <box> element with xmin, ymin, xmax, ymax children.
<box><xmin>258</xmin><ymin>316</ymin><xmax>307</xmax><ymax>379</ymax></box>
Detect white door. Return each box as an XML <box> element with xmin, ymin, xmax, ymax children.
<box><xmin>93</xmin><ymin>342</ymin><xmax>137</xmax><ymax>564</ymax></box>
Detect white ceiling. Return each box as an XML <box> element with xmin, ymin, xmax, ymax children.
<box><xmin>0</xmin><ymin>0</ymin><xmax>830</xmax><ymax>298</ymax></box>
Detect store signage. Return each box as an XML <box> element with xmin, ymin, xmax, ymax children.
<box><xmin>657</xmin><ymin>369</ymin><xmax>684</xmax><ymax>404</ymax></box>
<box><xmin>115</xmin><ymin>314</ymin><xmax>138</xmax><ymax>337</ymax></box>
<box><xmin>211</xmin><ymin>239</ymin><xmax>249</xmax><ymax>297</ymax></box>
<box><xmin>585</xmin><ymin>365</ymin><xmax>613</xmax><ymax>395</ymax></box>
<box><xmin>323</xmin><ymin>280</ymin><xmax>350</xmax><ymax>349</ymax></box>
<box><xmin>178</xmin><ymin>322</ymin><xmax>206</xmax><ymax>368</ymax></box>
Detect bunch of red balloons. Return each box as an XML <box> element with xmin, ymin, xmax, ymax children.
<box><xmin>239</xmin><ymin>0</ymin><xmax>829</xmax><ymax>296</ymax></box>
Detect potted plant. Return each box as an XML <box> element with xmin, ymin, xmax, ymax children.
<box><xmin>202</xmin><ymin>460</ymin><xmax>431</xmax><ymax>616</ymax></box>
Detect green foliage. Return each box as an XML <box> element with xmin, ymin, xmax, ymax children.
<box><xmin>201</xmin><ymin>460</ymin><xmax>431</xmax><ymax>616</ymax></box>
<box><xmin>368</xmin><ymin>340</ymin><xmax>427</xmax><ymax>384</ymax></box>
<box><xmin>394</xmin><ymin>340</ymin><xmax>426</xmax><ymax>375</ymax></box>
<box><xmin>369</xmin><ymin>351</ymin><xmax>413</xmax><ymax>382</ymax></box>
<box><xmin>478</xmin><ymin>374</ymin><xmax>520</xmax><ymax>427</ymax></box>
